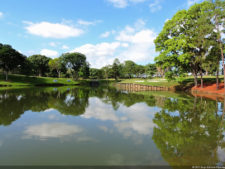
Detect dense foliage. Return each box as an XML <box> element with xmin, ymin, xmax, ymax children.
<box><xmin>154</xmin><ymin>0</ymin><xmax>225</xmax><ymax>88</ymax></box>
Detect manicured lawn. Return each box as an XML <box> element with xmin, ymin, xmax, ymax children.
<box><xmin>120</xmin><ymin>78</ymin><xmax>179</xmax><ymax>87</ymax></box>
<box><xmin>0</xmin><ymin>74</ymin><xmax>79</xmax><ymax>86</ymax></box>
<box><xmin>119</xmin><ymin>76</ymin><xmax>224</xmax><ymax>89</ymax></box>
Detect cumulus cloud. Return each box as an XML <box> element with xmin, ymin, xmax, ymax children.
<box><xmin>62</xmin><ymin>45</ymin><xmax>69</xmax><ymax>50</ymax></box>
<box><xmin>25</xmin><ymin>21</ymin><xmax>84</xmax><ymax>38</ymax></box>
<box><xmin>82</xmin><ymin>98</ymin><xmax>119</xmax><ymax>121</ymax></box>
<box><xmin>0</xmin><ymin>12</ymin><xmax>3</xmax><ymax>18</ymax></box>
<box><xmin>100</xmin><ymin>31</ymin><xmax>111</xmax><ymax>38</ymax></box>
<box><xmin>71</xmin><ymin>42</ymin><xmax>121</xmax><ymax>68</ymax></box>
<box><xmin>149</xmin><ymin>0</ymin><xmax>162</xmax><ymax>13</ymax></box>
<box><xmin>116</xmin><ymin>29</ymin><xmax>157</xmax><ymax>62</ymax></box>
<box><xmin>40</xmin><ymin>49</ymin><xmax>58</xmax><ymax>58</ymax></box>
<box><xmin>49</xmin><ymin>42</ymin><xmax>58</xmax><ymax>47</ymax></box>
<box><xmin>24</xmin><ymin>123</ymin><xmax>83</xmax><ymax>140</ymax></box>
<box><xmin>71</xmin><ymin>20</ymin><xmax>157</xmax><ymax>68</ymax></box>
<box><xmin>100</xmin><ymin>30</ymin><xmax>116</xmax><ymax>38</ymax></box>
<box><xmin>107</xmin><ymin>0</ymin><xmax>146</xmax><ymax>8</ymax></box>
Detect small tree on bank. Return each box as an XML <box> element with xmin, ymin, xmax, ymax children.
<box><xmin>0</xmin><ymin>44</ymin><xmax>25</xmax><ymax>81</ymax></box>
<box><xmin>28</xmin><ymin>55</ymin><xmax>50</xmax><ymax>77</ymax></box>
<box><xmin>62</xmin><ymin>52</ymin><xmax>87</xmax><ymax>80</ymax></box>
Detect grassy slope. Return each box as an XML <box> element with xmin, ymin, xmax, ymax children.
<box><xmin>0</xmin><ymin>74</ymin><xmax>79</xmax><ymax>86</ymax></box>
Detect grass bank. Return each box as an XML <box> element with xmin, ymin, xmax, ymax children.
<box><xmin>0</xmin><ymin>74</ymin><xmax>117</xmax><ymax>87</ymax></box>
<box><xmin>0</xmin><ymin>74</ymin><xmax>79</xmax><ymax>87</ymax></box>
<box><xmin>119</xmin><ymin>76</ymin><xmax>224</xmax><ymax>91</ymax></box>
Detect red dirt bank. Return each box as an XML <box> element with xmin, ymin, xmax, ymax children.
<box><xmin>191</xmin><ymin>83</ymin><xmax>225</xmax><ymax>101</ymax></box>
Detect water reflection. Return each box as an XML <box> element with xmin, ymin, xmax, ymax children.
<box><xmin>0</xmin><ymin>87</ymin><xmax>225</xmax><ymax>166</ymax></box>
<box><xmin>152</xmin><ymin>96</ymin><xmax>225</xmax><ymax>166</ymax></box>
<box><xmin>24</xmin><ymin>123</ymin><xmax>83</xmax><ymax>140</ymax></box>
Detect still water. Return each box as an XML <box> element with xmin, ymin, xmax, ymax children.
<box><xmin>0</xmin><ymin>86</ymin><xmax>224</xmax><ymax>167</ymax></box>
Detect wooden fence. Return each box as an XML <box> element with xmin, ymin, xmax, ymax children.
<box><xmin>115</xmin><ymin>83</ymin><xmax>170</xmax><ymax>92</ymax></box>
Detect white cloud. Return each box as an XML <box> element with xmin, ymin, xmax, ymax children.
<box><xmin>116</xmin><ymin>29</ymin><xmax>155</xmax><ymax>44</ymax></box>
<box><xmin>71</xmin><ymin>20</ymin><xmax>157</xmax><ymax>68</ymax></box>
<box><xmin>71</xmin><ymin>42</ymin><xmax>121</xmax><ymax>68</ymax></box>
<box><xmin>115</xmin><ymin>25</ymin><xmax>157</xmax><ymax>63</ymax></box>
<box><xmin>107</xmin><ymin>0</ymin><xmax>146</xmax><ymax>8</ymax></box>
<box><xmin>62</xmin><ymin>45</ymin><xmax>69</xmax><ymax>50</ymax></box>
<box><xmin>149</xmin><ymin>0</ymin><xmax>162</xmax><ymax>13</ymax></box>
<box><xmin>49</xmin><ymin>42</ymin><xmax>58</xmax><ymax>47</ymax></box>
<box><xmin>187</xmin><ymin>0</ymin><xmax>201</xmax><ymax>7</ymax></box>
<box><xmin>100</xmin><ymin>31</ymin><xmax>111</xmax><ymax>38</ymax></box>
<box><xmin>0</xmin><ymin>12</ymin><xmax>3</xmax><ymax>18</ymax></box>
<box><xmin>100</xmin><ymin>30</ymin><xmax>116</xmax><ymax>38</ymax></box>
<box><xmin>25</xmin><ymin>21</ymin><xmax>84</xmax><ymax>38</ymax></box>
<box><xmin>107</xmin><ymin>0</ymin><xmax>128</xmax><ymax>8</ymax></box>
<box><xmin>77</xmin><ymin>19</ymin><xmax>101</xmax><ymax>26</ymax></box>
<box><xmin>24</xmin><ymin>123</ymin><xmax>83</xmax><ymax>140</ymax></box>
<box><xmin>82</xmin><ymin>98</ymin><xmax>119</xmax><ymax>121</ymax></box>
<box><xmin>40</xmin><ymin>49</ymin><xmax>58</xmax><ymax>58</ymax></box>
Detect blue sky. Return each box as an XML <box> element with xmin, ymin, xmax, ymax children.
<box><xmin>0</xmin><ymin>0</ymin><xmax>203</xmax><ymax>68</ymax></box>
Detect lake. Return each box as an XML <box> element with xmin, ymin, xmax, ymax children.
<box><xmin>0</xmin><ymin>86</ymin><xmax>224</xmax><ymax>167</ymax></box>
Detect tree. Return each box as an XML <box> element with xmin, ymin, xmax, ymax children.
<box><xmin>28</xmin><ymin>55</ymin><xmax>50</xmax><ymax>77</ymax></box>
<box><xmin>48</xmin><ymin>58</ymin><xmax>65</xmax><ymax>78</ymax></box>
<box><xmin>62</xmin><ymin>52</ymin><xmax>87</xmax><ymax>80</ymax></box>
<box><xmin>154</xmin><ymin>1</ymin><xmax>215</xmax><ymax>87</ymax></box>
<box><xmin>145</xmin><ymin>63</ymin><xmax>157</xmax><ymax>78</ymax></box>
<box><xmin>134</xmin><ymin>65</ymin><xmax>145</xmax><ymax>78</ymax></box>
<box><xmin>112</xmin><ymin>58</ymin><xmax>121</xmax><ymax>81</ymax></box>
<box><xmin>79</xmin><ymin>62</ymin><xmax>90</xmax><ymax>79</ymax></box>
<box><xmin>89</xmin><ymin>68</ymin><xmax>103</xmax><ymax>79</ymax></box>
<box><xmin>152</xmin><ymin>97</ymin><xmax>224</xmax><ymax>166</ymax></box>
<box><xmin>123</xmin><ymin>60</ymin><xmax>136</xmax><ymax>78</ymax></box>
<box><xmin>101</xmin><ymin>65</ymin><xmax>112</xmax><ymax>79</ymax></box>
<box><xmin>0</xmin><ymin>44</ymin><xmax>25</xmax><ymax>81</ymax></box>
<box><xmin>210</xmin><ymin>0</ymin><xmax>225</xmax><ymax>91</ymax></box>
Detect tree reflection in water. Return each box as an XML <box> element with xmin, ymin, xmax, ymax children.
<box><xmin>152</xmin><ymin>96</ymin><xmax>225</xmax><ymax>166</ymax></box>
<box><xmin>0</xmin><ymin>87</ymin><xmax>225</xmax><ymax>166</ymax></box>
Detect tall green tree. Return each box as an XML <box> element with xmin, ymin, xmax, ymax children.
<box><xmin>0</xmin><ymin>44</ymin><xmax>25</xmax><ymax>80</ymax></box>
<box><xmin>112</xmin><ymin>58</ymin><xmax>121</xmax><ymax>81</ymax></box>
<box><xmin>154</xmin><ymin>1</ymin><xmax>215</xmax><ymax>87</ymax></box>
<box><xmin>28</xmin><ymin>55</ymin><xmax>50</xmax><ymax>77</ymax></box>
<box><xmin>210</xmin><ymin>0</ymin><xmax>225</xmax><ymax>90</ymax></box>
<box><xmin>62</xmin><ymin>52</ymin><xmax>87</xmax><ymax>80</ymax></box>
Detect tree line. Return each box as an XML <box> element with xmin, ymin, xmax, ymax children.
<box><xmin>154</xmin><ymin>0</ymin><xmax>225</xmax><ymax>88</ymax></box>
<box><xmin>0</xmin><ymin>43</ymin><xmax>159</xmax><ymax>81</ymax></box>
<box><xmin>1</xmin><ymin>1</ymin><xmax>224</xmax><ymax>84</ymax></box>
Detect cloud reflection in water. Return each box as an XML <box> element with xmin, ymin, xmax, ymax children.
<box><xmin>24</xmin><ymin>123</ymin><xmax>83</xmax><ymax>140</ymax></box>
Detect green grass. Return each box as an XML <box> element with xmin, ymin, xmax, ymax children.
<box><xmin>120</xmin><ymin>78</ymin><xmax>179</xmax><ymax>87</ymax></box>
<box><xmin>119</xmin><ymin>76</ymin><xmax>224</xmax><ymax>90</ymax></box>
<box><xmin>0</xmin><ymin>74</ymin><xmax>80</xmax><ymax>86</ymax></box>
